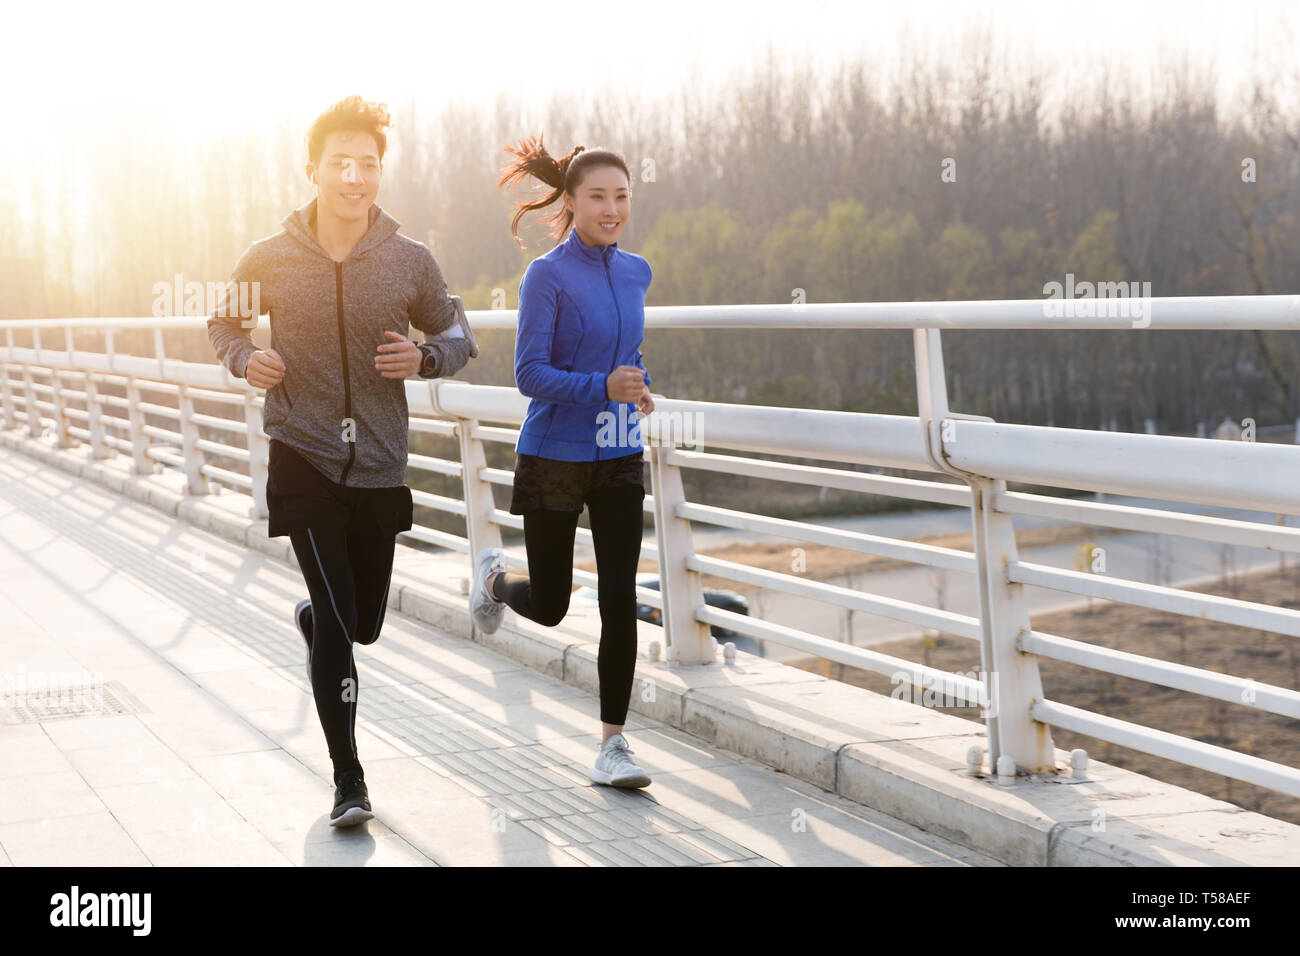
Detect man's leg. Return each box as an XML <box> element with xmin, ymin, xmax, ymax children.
<box><xmin>288</xmin><ymin>524</ymin><xmax>362</xmax><ymax>780</ymax></box>
<box><xmin>349</xmin><ymin>494</ymin><xmax>400</xmax><ymax>648</ymax></box>
<box><xmin>492</xmin><ymin>508</ymin><xmax>580</xmax><ymax>627</ymax></box>
<box><xmin>586</xmin><ymin>483</ymin><xmax>644</xmax><ymax>734</ymax></box>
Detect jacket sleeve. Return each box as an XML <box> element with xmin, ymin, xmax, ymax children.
<box><xmin>636</xmin><ymin>258</ymin><xmax>652</xmax><ymax>387</ymax></box>
<box><xmin>411</xmin><ymin>249</ymin><xmax>473</xmax><ymax>380</ymax></box>
<box><xmin>514</xmin><ymin>261</ymin><xmax>607</xmax><ymax>405</ymax></box>
<box><xmin>206</xmin><ymin>244</ymin><xmax>262</xmax><ymax>379</ymax></box>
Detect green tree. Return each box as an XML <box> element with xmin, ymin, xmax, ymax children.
<box><xmin>932</xmin><ymin>221</ymin><xmax>993</xmax><ymax>299</ymax></box>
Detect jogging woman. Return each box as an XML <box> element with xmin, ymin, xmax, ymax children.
<box><xmin>469</xmin><ymin>135</ymin><xmax>654</xmax><ymax>788</ymax></box>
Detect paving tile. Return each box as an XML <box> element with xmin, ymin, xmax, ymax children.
<box><xmin>62</xmin><ymin>738</ymin><xmax>199</xmax><ymax>790</ymax></box>
<box><xmin>128</xmin><ymin>822</ymin><xmax>293</xmax><ymax>866</ymax></box>
<box><xmin>0</xmin><ymin>811</ymin><xmax>150</xmax><ymax>866</ymax></box>
<box><xmin>136</xmin><ymin>704</ymin><xmax>278</xmax><ymax>759</ymax></box>
<box><xmin>40</xmin><ymin>715</ymin><xmax>158</xmax><ymax>751</ymax></box>
<box><xmin>0</xmin><ymin>770</ymin><xmax>106</xmax><ymax>825</ymax></box>
<box><xmin>190</xmin><ymin>749</ymin><xmax>323</xmax><ymax>799</ymax></box>
<box><xmin>0</xmin><ymin>731</ymin><xmax>75</xmax><ymax>775</ymax></box>
<box><xmin>637</xmin><ymin>760</ymin><xmax>837</xmax><ymax>825</ymax></box>
<box><xmin>93</xmin><ymin>777</ymin><xmax>249</xmax><ymax>837</ymax></box>
<box><xmin>273</xmin><ymin>829</ymin><xmax>438</xmax><ymax>867</ymax></box>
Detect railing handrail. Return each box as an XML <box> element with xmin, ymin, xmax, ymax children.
<box><xmin>5</xmin><ymin>291</ymin><xmax>1300</xmax><ymax>331</ymax></box>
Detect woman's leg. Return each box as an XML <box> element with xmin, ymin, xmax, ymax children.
<box><xmin>585</xmin><ymin>483</ymin><xmax>645</xmax><ymax>741</ymax></box>
<box><xmin>288</xmin><ymin>524</ymin><xmax>362</xmax><ymax>782</ymax></box>
<box><xmin>491</xmin><ymin>509</ymin><xmax>579</xmax><ymax>627</ymax></box>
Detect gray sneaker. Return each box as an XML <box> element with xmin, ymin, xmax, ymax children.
<box><xmin>589</xmin><ymin>733</ymin><xmax>651</xmax><ymax>788</ymax></box>
<box><xmin>471</xmin><ymin>547</ymin><xmax>507</xmax><ymax>635</ymax></box>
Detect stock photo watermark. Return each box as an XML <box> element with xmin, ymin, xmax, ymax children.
<box><xmin>596</xmin><ymin>405</ymin><xmax>704</xmax><ymax>451</ymax></box>
<box><xmin>49</xmin><ymin>886</ymin><xmax>151</xmax><ymax>936</ymax></box>
<box><xmin>0</xmin><ymin>667</ymin><xmax>106</xmax><ymax>717</ymax></box>
<box><xmin>1042</xmin><ymin>272</ymin><xmax>1153</xmax><ymax>327</ymax></box>
<box><xmin>889</xmin><ymin>669</ymin><xmax>998</xmax><ymax>719</ymax></box>
<box><xmin>152</xmin><ymin>274</ymin><xmax>261</xmax><ymax>327</ymax></box>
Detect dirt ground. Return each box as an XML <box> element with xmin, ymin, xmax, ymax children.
<box><xmin>799</xmin><ymin>565</ymin><xmax>1300</xmax><ymax>826</ymax></box>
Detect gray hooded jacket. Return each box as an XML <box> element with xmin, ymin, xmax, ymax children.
<box><xmin>207</xmin><ymin>198</ymin><xmax>477</xmax><ymax>488</ymax></box>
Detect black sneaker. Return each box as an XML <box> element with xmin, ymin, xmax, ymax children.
<box><xmin>294</xmin><ymin>599</ymin><xmax>313</xmax><ymax>689</ymax></box>
<box><xmin>330</xmin><ymin>770</ymin><xmax>373</xmax><ymax>827</ymax></box>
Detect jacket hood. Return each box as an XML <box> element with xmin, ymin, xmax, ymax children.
<box><xmin>282</xmin><ymin>197</ymin><xmax>402</xmax><ymax>260</ymax></box>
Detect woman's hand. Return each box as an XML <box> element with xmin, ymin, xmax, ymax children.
<box><xmin>635</xmin><ymin>386</ymin><xmax>655</xmax><ymax>415</ymax></box>
<box><xmin>375</xmin><ymin>331</ymin><xmax>421</xmax><ymax>378</ymax></box>
<box><xmin>606</xmin><ymin>365</ymin><xmax>646</xmax><ymax>402</ymax></box>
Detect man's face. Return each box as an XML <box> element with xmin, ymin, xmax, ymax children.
<box><xmin>307</xmin><ymin>130</ymin><xmax>382</xmax><ymax>222</ymax></box>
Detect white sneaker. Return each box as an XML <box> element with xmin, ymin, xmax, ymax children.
<box><xmin>589</xmin><ymin>733</ymin><xmax>651</xmax><ymax>788</ymax></box>
<box><xmin>470</xmin><ymin>547</ymin><xmax>507</xmax><ymax>635</ymax></box>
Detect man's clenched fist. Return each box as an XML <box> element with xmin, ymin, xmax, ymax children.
<box><xmin>246</xmin><ymin>348</ymin><xmax>285</xmax><ymax>389</ymax></box>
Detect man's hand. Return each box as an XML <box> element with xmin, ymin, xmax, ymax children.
<box><xmin>606</xmin><ymin>365</ymin><xmax>647</xmax><ymax>402</ymax></box>
<box><xmin>245</xmin><ymin>349</ymin><xmax>285</xmax><ymax>389</ymax></box>
<box><xmin>376</xmin><ymin>331</ymin><xmax>421</xmax><ymax>378</ymax></box>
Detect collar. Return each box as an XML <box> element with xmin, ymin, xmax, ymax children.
<box><xmin>282</xmin><ymin>197</ymin><xmax>401</xmax><ymax>261</ymax></box>
<box><xmin>564</xmin><ymin>226</ymin><xmax>617</xmax><ymax>264</ymax></box>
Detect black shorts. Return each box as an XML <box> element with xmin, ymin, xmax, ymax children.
<box><xmin>508</xmin><ymin>450</ymin><xmax>646</xmax><ymax>515</ymax></box>
<box><xmin>266</xmin><ymin>438</ymin><xmax>414</xmax><ymax>538</ymax></box>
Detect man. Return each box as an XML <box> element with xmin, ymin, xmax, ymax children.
<box><xmin>207</xmin><ymin>95</ymin><xmax>477</xmax><ymax>827</ymax></box>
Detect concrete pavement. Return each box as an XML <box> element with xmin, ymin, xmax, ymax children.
<box><xmin>0</xmin><ymin>448</ymin><xmax>998</xmax><ymax>867</ymax></box>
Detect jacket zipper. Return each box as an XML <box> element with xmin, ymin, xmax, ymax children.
<box><xmin>602</xmin><ymin>253</ymin><xmax>622</xmax><ymax>462</ymax></box>
<box><xmin>335</xmin><ymin>261</ymin><xmax>356</xmax><ymax>485</ymax></box>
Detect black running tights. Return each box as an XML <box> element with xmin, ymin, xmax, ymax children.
<box><xmin>493</xmin><ymin>483</ymin><xmax>643</xmax><ymax>725</ymax></box>
<box><xmin>288</xmin><ymin>521</ymin><xmax>395</xmax><ymax>780</ymax></box>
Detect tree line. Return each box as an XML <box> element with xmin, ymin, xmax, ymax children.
<box><xmin>6</xmin><ymin>41</ymin><xmax>1300</xmax><ymax>434</ymax></box>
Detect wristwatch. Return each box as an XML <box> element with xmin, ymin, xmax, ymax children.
<box><xmin>418</xmin><ymin>344</ymin><xmax>438</xmax><ymax>378</ymax></box>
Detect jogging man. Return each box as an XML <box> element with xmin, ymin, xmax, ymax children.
<box><xmin>206</xmin><ymin>96</ymin><xmax>477</xmax><ymax>827</ymax></box>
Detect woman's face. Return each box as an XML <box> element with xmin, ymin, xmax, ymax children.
<box><xmin>565</xmin><ymin>164</ymin><xmax>631</xmax><ymax>246</ymax></box>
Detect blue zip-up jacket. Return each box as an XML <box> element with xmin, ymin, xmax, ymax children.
<box><xmin>513</xmin><ymin>226</ymin><xmax>653</xmax><ymax>461</ymax></box>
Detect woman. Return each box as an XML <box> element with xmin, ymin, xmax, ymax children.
<box><xmin>469</xmin><ymin>134</ymin><xmax>655</xmax><ymax>788</ymax></box>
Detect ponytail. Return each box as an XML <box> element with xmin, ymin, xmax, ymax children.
<box><xmin>497</xmin><ymin>134</ymin><xmax>630</xmax><ymax>245</ymax></box>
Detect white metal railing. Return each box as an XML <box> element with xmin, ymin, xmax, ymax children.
<box><xmin>4</xmin><ymin>295</ymin><xmax>1300</xmax><ymax>803</ymax></box>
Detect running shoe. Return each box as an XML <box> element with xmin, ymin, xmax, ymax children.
<box><xmin>589</xmin><ymin>733</ymin><xmax>652</xmax><ymax>788</ymax></box>
<box><xmin>330</xmin><ymin>770</ymin><xmax>373</xmax><ymax>827</ymax></box>
<box><xmin>470</xmin><ymin>547</ymin><xmax>507</xmax><ymax>635</ymax></box>
<box><xmin>294</xmin><ymin>598</ymin><xmax>313</xmax><ymax>689</ymax></box>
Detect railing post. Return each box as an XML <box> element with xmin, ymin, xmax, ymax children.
<box><xmin>245</xmin><ymin>393</ymin><xmax>268</xmax><ymax>520</ymax></box>
<box><xmin>647</xmin><ymin>441</ymin><xmax>713</xmax><ymax>664</ymax></box>
<box><xmin>177</xmin><ymin>382</ymin><xmax>209</xmax><ymax>495</ymax></box>
<box><xmin>966</xmin><ymin>474</ymin><xmax>1055</xmax><ymax>773</ymax></box>
<box><xmin>21</xmin><ymin>363</ymin><xmax>40</xmax><ymax>438</ymax></box>
<box><xmin>913</xmin><ymin>327</ymin><xmax>1056</xmax><ymax>775</ymax></box>
<box><xmin>83</xmin><ymin>372</ymin><xmax>111</xmax><ymax>460</ymax></box>
<box><xmin>49</xmin><ymin>366</ymin><xmax>72</xmax><ymax>449</ymax></box>
<box><xmin>457</xmin><ymin>417</ymin><xmax>503</xmax><ymax>570</ymax></box>
<box><xmin>125</xmin><ymin>376</ymin><xmax>153</xmax><ymax>475</ymax></box>
<box><xmin>0</xmin><ymin>332</ymin><xmax>15</xmax><ymax>430</ymax></box>
<box><xmin>0</xmin><ymin>365</ymin><xmax>12</xmax><ymax>431</ymax></box>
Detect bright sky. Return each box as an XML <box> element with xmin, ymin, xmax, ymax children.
<box><xmin>6</xmin><ymin>0</ymin><xmax>1299</xmax><ymax>180</ymax></box>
